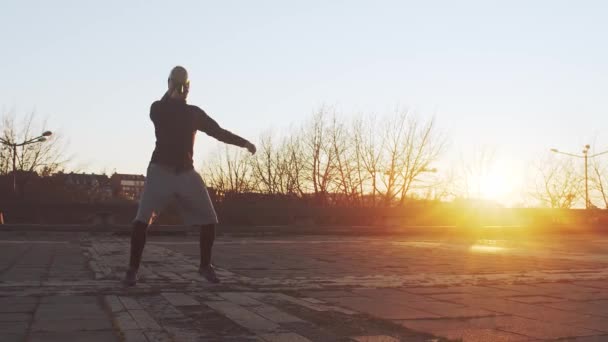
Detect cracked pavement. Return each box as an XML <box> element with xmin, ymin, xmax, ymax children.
<box><xmin>1</xmin><ymin>229</ymin><xmax>608</xmax><ymax>341</ymax></box>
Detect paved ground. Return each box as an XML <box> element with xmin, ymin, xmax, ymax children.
<box><xmin>1</xmin><ymin>229</ymin><xmax>608</xmax><ymax>341</ymax></box>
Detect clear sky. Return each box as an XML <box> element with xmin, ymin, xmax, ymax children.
<box><xmin>1</xmin><ymin>0</ymin><xmax>607</xmax><ymax>205</ymax></box>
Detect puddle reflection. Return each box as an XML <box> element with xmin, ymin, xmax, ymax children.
<box><xmin>470</xmin><ymin>239</ymin><xmax>507</xmax><ymax>253</ymax></box>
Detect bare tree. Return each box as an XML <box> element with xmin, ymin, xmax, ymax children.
<box><xmin>374</xmin><ymin>110</ymin><xmax>444</xmax><ymax>206</ymax></box>
<box><xmin>300</xmin><ymin>108</ymin><xmax>336</xmax><ymax>204</ymax></box>
<box><xmin>351</xmin><ymin>117</ymin><xmax>368</xmax><ymax>205</ymax></box>
<box><xmin>529</xmin><ymin>154</ymin><xmax>582</xmax><ymax>208</ymax></box>
<box><xmin>396</xmin><ymin>117</ymin><xmax>445</xmax><ymax>205</ymax></box>
<box><xmin>422</xmin><ymin>168</ymin><xmax>457</xmax><ymax>202</ymax></box>
<box><xmin>251</xmin><ymin>131</ymin><xmax>279</xmax><ymax>194</ymax></box>
<box><xmin>225</xmin><ymin>147</ymin><xmax>254</xmax><ymax>194</ymax></box>
<box><xmin>202</xmin><ymin>144</ymin><xmax>254</xmax><ymax>196</ymax></box>
<box><xmin>271</xmin><ymin>138</ymin><xmax>290</xmax><ymax>195</ymax></box>
<box><xmin>1</xmin><ymin>111</ymin><xmax>69</xmax><ymax>194</ymax></box>
<box><xmin>453</xmin><ymin>146</ymin><xmax>497</xmax><ymax>199</ymax></box>
<box><xmin>377</xmin><ymin>112</ymin><xmax>405</xmax><ymax>205</ymax></box>
<box><xmin>354</xmin><ymin>115</ymin><xmax>383</xmax><ymax>206</ymax></box>
<box><xmin>282</xmin><ymin>133</ymin><xmax>306</xmax><ymax>196</ymax></box>
<box><xmin>327</xmin><ymin>114</ymin><xmax>363</xmax><ymax>205</ymax></box>
<box><xmin>249</xmin><ymin>131</ymin><xmax>301</xmax><ymax>196</ymax></box>
<box><xmin>590</xmin><ymin>157</ymin><xmax>608</xmax><ymax>209</ymax></box>
<box><xmin>0</xmin><ymin>139</ymin><xmax>9</xmax><ymax>175</ymax></box>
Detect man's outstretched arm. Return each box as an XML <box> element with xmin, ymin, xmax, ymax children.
<box><xmin>195</xmin><ymin>107</ymin><xmax>256</xmax><ymax>154</ymax></box>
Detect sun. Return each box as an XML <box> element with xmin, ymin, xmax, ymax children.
<box><xmin>470</xmin><ymin>163</ymin><xmax>522</xmax><ymax>205</ymax></box>
<box><xmin>478</xmin><ymin>173</ymin><xmax>511</xmax><ymax>201</ymax></box>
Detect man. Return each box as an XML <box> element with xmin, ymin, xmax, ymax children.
<box><xmin>124</xmin><ymin>66</ymin><xmax>256</xmax><ymax>286</ymax></box>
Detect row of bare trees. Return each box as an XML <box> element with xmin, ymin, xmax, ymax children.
<box><xmin>202</xmin><ymin>108</ymin><xmax>446</xmax><ymax>206</ymax></box>
<box><xmin>201</xmin><ymin>106</ymin><xmax>608</xmax><ymax>209</ymax></box>
<box><xmin>5</xmin><ymin>108</ymin><xmax>608</xmax><ymax>209</ymax></box>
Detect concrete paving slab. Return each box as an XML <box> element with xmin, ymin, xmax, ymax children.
<box><xmin>4</xmin><ymin>229</ymin><xmax>608</xmax><ymax>341</ymax></box>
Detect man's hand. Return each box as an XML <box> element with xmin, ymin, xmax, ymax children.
<box><xmin>245</xmin><ymin>142</ymin><xmax>257</xmax><ymax>155</ymax></box>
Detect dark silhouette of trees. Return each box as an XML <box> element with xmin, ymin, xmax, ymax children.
<box><xmin>201</xmin><ymin>107</ymin><xmax>445</xmax><ymax>207</ymax></box>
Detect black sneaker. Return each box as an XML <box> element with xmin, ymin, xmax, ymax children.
<box><xmin>199</xmin><ymin>265</ymin><xmax>220</xmax><ymax>284</ymax></box>
<box><xmin>123</xmin><ymin>269</ymin><xmax>138</xmax><ymax>287</ymax></box>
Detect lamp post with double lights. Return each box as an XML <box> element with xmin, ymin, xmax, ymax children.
<box><xmin>0</xmin><ymin>130</ymin><xmax>53</xmax><ymax>196</ymax></box>
<box><xmin>551</xmin><ymin>144</ymin><xmax>608</xmax><ymax>209</ymax></box>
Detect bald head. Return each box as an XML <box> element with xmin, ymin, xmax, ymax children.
<box><xmin>169</xmin><ymin>66</ymin><xmax>188</xmax><ymax>83</ymax></box>
<box><xmin>167</xmin><ymin>66</ymin><xmax>190</xmax><ymax>100</ymax></box>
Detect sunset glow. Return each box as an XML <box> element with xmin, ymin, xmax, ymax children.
<box><xmin>477</xmin><ymin>172</ymin><xmax>514</xmax><ymax>203</ymax></box>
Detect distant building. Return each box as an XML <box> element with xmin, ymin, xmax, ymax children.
<box><xmin>64</xmin><ymin>172</ymin><xmax>107</xmax><ymax>187</ymax></box>
<box><xmin>55</xmin><ymin>172</ymin><xmax>112</xmax><ymax>202</ymax></box>
<box><xmin>94</xmin><ymin>175</ymin><xmax>113</xmax><ymax>199</ymax></box>
<box><xmin>110</xmin><ymin>173</ymin><xmax>145</xmax><ymax>201</ymax></box>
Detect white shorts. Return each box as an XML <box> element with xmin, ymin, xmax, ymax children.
<box><xmin>134</xmin><ymin>163</ymin><xmax>219</xmax><ymax>226</ymax></box>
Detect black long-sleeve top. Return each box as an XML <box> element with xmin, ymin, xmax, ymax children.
<box><xmin>149</xmin><ymin>96</ymin><xmax>249</xmax><ymax>172</ymax></box>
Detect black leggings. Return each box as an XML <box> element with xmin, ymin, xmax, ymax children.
<box><xmin>199</xmin><ymin>224</ymin><xmax>216</xmax><ymax>268</ymax></box>
<box><xmin>128</xmin><ymin>221</ymin><xmax>216</xmax><ymax>271</ymax></box>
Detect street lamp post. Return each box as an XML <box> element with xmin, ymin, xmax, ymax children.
<box><xmin>551</xmin><ymin>144</ymin><xmax>608</xmax><ymax>209</ymax></box>
<box><xmin>0</xmin><ymin>131</ymin><xmax>53</xmax><ymax>196</ymax></box>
